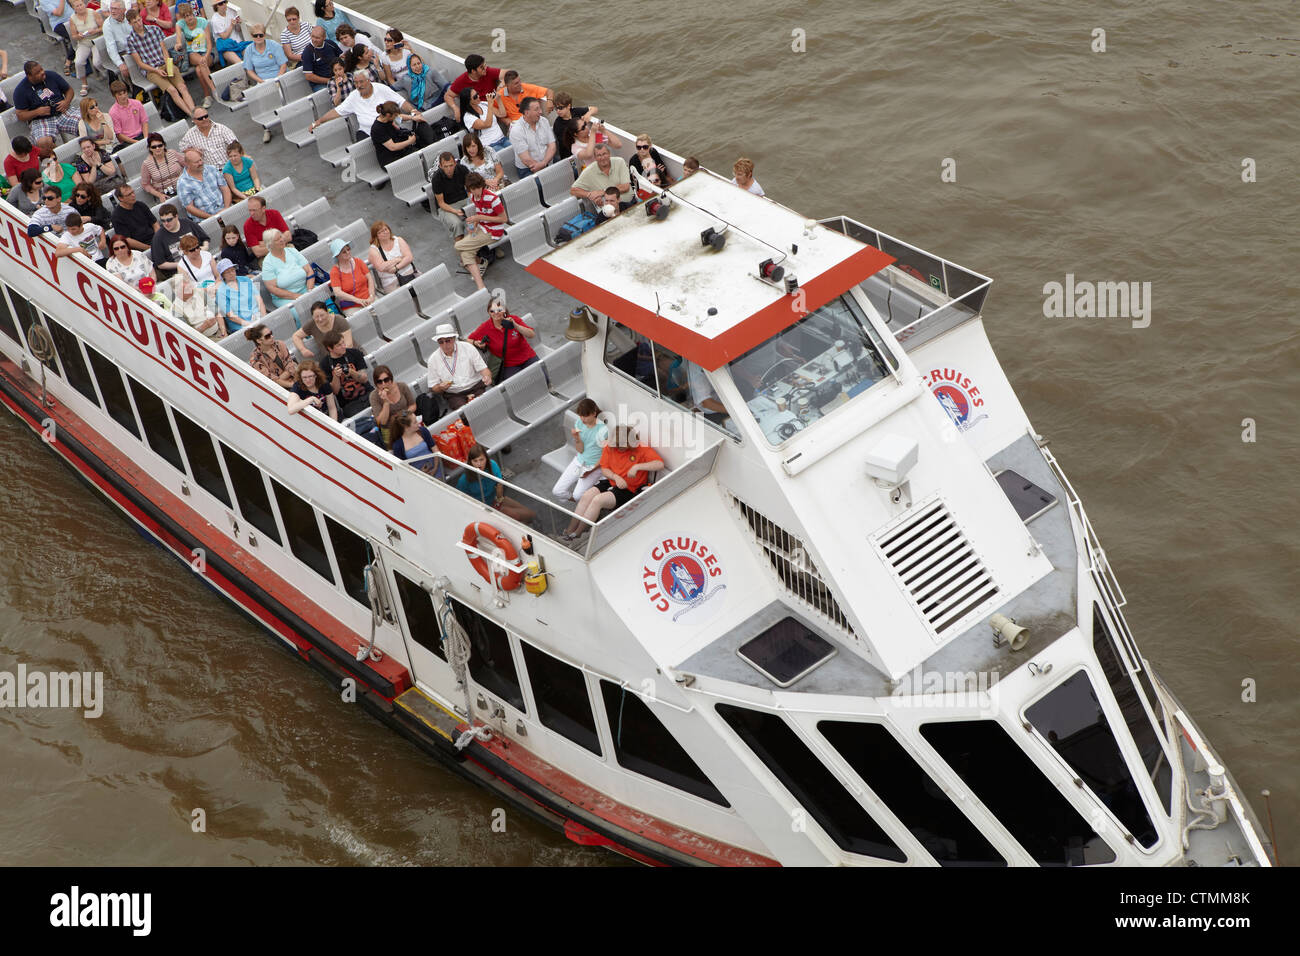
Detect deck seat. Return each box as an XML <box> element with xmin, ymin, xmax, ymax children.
<box><xmin>541</xmin><ymin>197</ymin><xmax>582</xmax><ymax>244</ymax></box>
<box><xmin>345</xmin><ymin>139</ymin><xmax>391</xmax><ymax>189</ymax></box>
<box><xmin>286</xmin><ymin>196</ymin><xmax>338</xmax><ymax>237</ymax></box>
<box><xmin>389</xmin><ymin>150</ymin><xmax>431</xmax><ymax>206</ymax></box>
<box><xmin>258</xmin><ymin>177</ymin><xmax>295</xmax><ymax>212</ymax></box>
<box><xmin>366</xmin><ymin>331</ymin><xmax>425</xmax><ymax>390</ymax></box>
<box><xmin>314</xmin><ymin>117</ymin><xmax>356</xmax><ymax>167</ymax></box>
<box><xmin>449</xmin><ymin>289</ymin><xmax>490</xmax><ymax>335</ymax></box>
<box><xmin>407</xmin><ymin>264</ymin><xmax>460</xmax><ymax>319</ymax></box>
<box><xmin>276</xmin><ymin>70</ymin><xmax>313</xmax><ymax>106</ymax></box>
<box><xmin>209</xmin><ymin>62</ymin><xmax>249</xmax><ymax>113</ymax></box>
<box><xmin>345</xmin><ymin>307</ymin><xmax>389</xmax><ymax>355</ymax></box>
<box><xmin>543</xmin><ymin>341</ymin><xmax>584</xmax><ymax>400</ymax></box>
<box><xmin>535</xmin><ymin>160</ymin><xmax>576</xmax><ymax>206</ymax></box>
<box><xmin>503</xmin><ymin>363</ymin><xmax>568</xmax><ymax>425</ymax></box>
<box><xmin>244</xmin><ymin>80</ymin><xmax>285</xmax><ymax>133</ymax></box>
<box><xmin>505</xmin><ymin>215</ymin><xmax>551</xmax><ymax>267</ymax></box>
<box><xmin>370</xmin><ymin>287</ymin><xmax>423</xmax><ymax>339</ymax></box>
<box><xmin>540</xmin><ymin>411</ymin><xmax>581</xmax><ymax>476</ymax></box>
<box><xmin>277</xmin><ymin>89</ymin><xmax>331</xmax><ymax>148</ymax></box>
<box><xmin>459</xmin><ymin>386</ymin><xmax>527</xmax><ymax>455</ymax></box>
<box><xmin>499</xmin><ymin>178</ymin><xmax>544</xmax><ymax>223</ymax></box>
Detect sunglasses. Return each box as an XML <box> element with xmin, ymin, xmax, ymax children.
<box><xmin>375</xmin><ymin>376</ymin><xmax>393</xmax><ymax>384</ymax></box>
<box><xmin>636</xmin><ymin>144</ymin><xmax>650</xmax><ymax>150</ymax></box>
<box><xmin>112</xmin><ymin>244</ymin><xmax>128</xmax><ymax>250</ymax></box>
<box><xmin>194</xmin><ymin>115</ymin><xmax>209</xmax><ymax>121</ymax></box>
<box><xmin>150</xmin><ymin>143</ymin><xmax>165</xmax><ymax>149</ymax></box>
<box><xmin>44</xmin><ymin>195</ymin><xmax>59</xmax><ymax>201</ymax></box>
<box><xmin>251</xmin><ymin>31</ymin><xmax>264</xmax><ymax>37</ymax></box>
<box><xmin>489</xmin><ymin>308</ymin><xmax>506</xmax><ymax>314</ymax></box>
<box><xmin>260</xmin><ymin>332</ymin><xmax>274</xmax><ymax>340</ymax></box>
<box><xmin>160</xmin><ymin>215</ymin><xmax>176</xmax><ymax>222</ymax></box>
<box><xmin>75</xmin><ymin>192</ymin><xmax>88</xmax><ymax>198</ymax></box>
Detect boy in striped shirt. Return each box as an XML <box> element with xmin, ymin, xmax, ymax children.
<box><xmin>453</xmin><ymin>172</ymin><xmax>506</xmax><ymax>291</ymax></box>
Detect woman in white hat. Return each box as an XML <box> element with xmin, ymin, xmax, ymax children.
<box><xmin>425</xmin><ymin>323</ymin><xmax>491</xmax><ymax>410</ymax></box>
<box><xmin>329</xmin><ymin>236</ymin><xmax>373</xmax><ymax>312</ymax></box>
<box><xmin>213</xmin><ymin>257</ymin><xmax>263</xmax><ymax>335</ymax></box>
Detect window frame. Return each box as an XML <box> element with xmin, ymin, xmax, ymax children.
<box><xmin>518</xmin><ymin>640</ymin><xmax>602</xmax><ymax>757</ymax></box>
<box><xmin>84</xmin><ymin>342</ymin><xmax>144</xmax><ymax>440</ymax></box>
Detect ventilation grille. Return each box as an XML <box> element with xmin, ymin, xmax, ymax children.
<box><xmin>730</xmin><ymin>497</ymin><xmax>856</xmax><ymax>639</ymax></box>
<box><xmin>872</xmin><ymin>498</ymin><xmax>999</xmax><ymax>637</ymax></box>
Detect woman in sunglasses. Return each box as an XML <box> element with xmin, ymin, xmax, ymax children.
<box><xmin>70</xmin><ymin>181</ymin><xmax>111</xmax><ymax>229</ymax></box>
<box><xmin>567</xmin><ymin>116</ymin><xmax>621</xmax><ymax>171</ymax></box>
<box><xmin>106</xmin><ymin>235</ymin><xmax>154</xmax><ymax>287</ymax></box>
<box><xmin>140</xmin><ymin>133</ymin><xmax>185</xmax><ymax>202</ymax></box>
<box><xmin>459</xmin><ymin>87</ymin><xmax>507</xmax><ymax>150</ymax></box>
<box><xmin>468</xmin><ymin>297</ymin><xmax>538</xmax><ymax>383</ymax></box>
<box><xmin>244</xmin><ymin>323</ymin><xmax>299</xmax><ymax>387</ymax></box>
<box><xmin>629</xmin><ymin>133</ymin><xmax>674</xmax><ymax>187</ymax></box>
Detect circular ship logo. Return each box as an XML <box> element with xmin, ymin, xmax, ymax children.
<box><xmin>642</xmin><ymin>536</ymin><xmax>727</xmax><ymax>625</ymax></box>
<box><xmin>922</xmin><ymin>367</ymin><xmax>989</xmax><ymax>432</ymax></box>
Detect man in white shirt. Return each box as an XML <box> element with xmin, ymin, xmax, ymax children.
<box><xmin>310</xmin><ymin>71</ymin><xmax>431</xmax><ymax>144</ymax></box>
<box><xmin>507</xmin><ymin>96</ymin><xmax>556</xmax><ymax>180</ymax></box>
<box><xmin>426</xmin><ymin>323</ymin><xmax>491</xmax><ymax>409</ymax></box>
<box><xmin>179</xmin><ymin>110</ymin><xmax>238</xmax><ymax>167</ymax></box>
<box><xmin>102</xmin><ymin>1</ymin><xmax>135</xmax><ymax>88</ymax></box>
<box><xmin>55</xmin><ymin>213</ymin><xmax>108</xmax><ymax>263</ymax></box>
<box><xmin>731</xmin><ymin>157</ymin><xmax>765</xmax><ymax>196</ymax></box>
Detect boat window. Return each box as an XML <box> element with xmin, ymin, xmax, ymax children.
<box><xmin>1091</xmin><ymin>604</ymin><xmax>1173</xmax><ymax>816</ymax></box>
<box><xmin>127</xmin><ymin>376</ymin><xmax>185</xmax><ymax>472</ymax></box>
<box><xmin>217</xmin><ymin>442</ymin><xmax>281</xmax><ymax>546</ymax></box>
<box><xmin>819</xmin><ymin>720</ymin><xmax>1006</xmax><ymax>866</ymax></box>
<box><xmin>451</xmin><ymin>598</ymin><xmax>524</xmax><ymax>712</ymax></box>
<box><xmin>1024</xmin><ymin>669</ymin><xmax>1159</xmax><ymax>847</ymax></box>
<box><xmin>601</xmin><ymin>681</ymin><xmax>729</xmax><ymax>807</ymax></box>
<box><xmin>393</xmin><ymin>570</ymin><xmax>446</xmax><ymax>662</ymax></box>
<box><xmin>324</xmin><ymin>516</ymin><xmax>371</xmax><ymax>610</ymax></box>
<box><xmin>920</xmin><ymin>720</ymin><xmax>1116</xmax><ymax>865</ymax></box>
<box><xmin>717</xmin><ymin>703</ymin><xmax>904</xmax><ymax>860</ymax></box>
<box><xmin>42</xmin><ymin>317</ymin><xmax>99</xmax><ymax>407</ymax></box>
<box><xmin>8</xmin><ymin>295</ymin><xmax>56</xmax><ymax>371</ymax></box>
<box><xmin>270</xmin><ymin>479</ymin><xmax>334</xmax><ymax>584</ymax></box>
<box><xmin>172</xmin><ymin>409</ymin><xmax>232</xmax><ymax>507</ymax></box>
<box><xmin>728</xmin><ymin>294</ymin><xmax>895</xmax><ymax>446</ymax></box>
<box><xmin>603</xmin><ymin>320</ymin><xmax>740</xmax><ymax>440</ymax></box>
<box><xmin>84</xmin><ymin>346</ymin><xmax>142</xmax><ymax>440</ymax></box>
<box><xmin>0</xmin><ymin>285</ymin><xmax>21</xmax><ymax>344</ymax></box>
<box><xmin>521</xmin><ymin>642</ymin><xmax>600</xmax><ymax>755</ymax></box>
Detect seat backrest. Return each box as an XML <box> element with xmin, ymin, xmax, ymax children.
<box><xmin>409</xmin><ymin>263</ymin><xmax>457</xmax><ymax>315</ymax></box>
<box><xmin>459</xmin><ymin>385</ymin><xmax>512</xmax><ymax>438</ymax></box>
<box><xmin>160</xmin><ymin>120</ymin><xmax>189</xmax><ymax>150</ymax></box>
<box><xmin>542</xmin><ymin>196</ymin><xmax>581</xmax><ymax>242</ymax></box>
<box><xmin>502</xmin><ymin>363</ymin><xmax>551</xmax><ymax>416</ymax></box>
<box><xmin>258</xmin><ymin>176</ymin><xmax>294</xmax><ymax>211</ymax></box>
<box><xmin>244</xmin><ymin>80</ymin><xmax>285</xmax><ymax>124</ymax></box>
<box><xmin>499</xmin><ymin>178</ymin><xmax>542</xmax><ymax>223</ymax></box>
<box><xmin>370</xmin><ymin>286</ymin><xmax>420</xmax><ymax>337</ymax></box>
<box><xmin>277</xmin><ymin>70</ymin><xmax>312</xmax><ymax>105</ymax></box>
<box><xmin>536</xmin><ymin>160</ymin><xmax>575</xmax><ymax>205</ymax></box>
<box><xmin>450</xmin><ymin>288</ymin><xmax>490</xmax><ymax>334</ymax></box>
<box><xmin>543</xmin><ymin>340</ymin><xmax>584</xmax><ymax>395</ymax></box>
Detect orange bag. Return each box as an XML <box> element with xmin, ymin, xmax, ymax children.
<box><xmin>435</xmin><ymin>421</ymin><xmax>477</xmax><ymax>462</ymax></box>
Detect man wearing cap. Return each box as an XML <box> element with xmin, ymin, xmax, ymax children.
<box><xmin>214</xmin><ymin>257</ymin><xmax>263</xmax><ymax>335</ymax></box>
<box><xmin>426</xmin><ymin>324</ymin><xmax>491</xmax><ymax>409</ymax></box>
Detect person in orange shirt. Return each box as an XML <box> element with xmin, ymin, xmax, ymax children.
<box><xmin>495</xmin><ymin>70</ymin><xmax>551</xmax><ymax>123</ymax></box>
<box><xmin>328</xmin><ymin>237</ymin><xmax>373</xmax><ymax>311</ymax></box>
<box><xmin>562</xmin><ymin>426</ymin><xmax>664</xmax><ymax>540</ymax></box>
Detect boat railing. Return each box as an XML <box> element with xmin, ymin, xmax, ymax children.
<box><xmin>1040</xmin><ymin>445</ymin><xmax>1129</xmax><ymax>612</ymax></box>
<box><xmin>820</xmin><ymin>216</ymin><xmax>994</xmax><ymax>351</ymax></box>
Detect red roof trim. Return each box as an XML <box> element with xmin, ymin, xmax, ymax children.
<box><xmin>528</xmin><ymin>244</ymin><xmax>895</xmax><ymax>371</ymax></box>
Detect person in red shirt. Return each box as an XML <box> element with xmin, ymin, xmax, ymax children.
<box><xmin>562</xmin><ymin>426</ymin><xmax>665</xmax><ymax>540</ymax></box>
<box><xmin>3</xmin><ymin>137</ymin><xmax>40</xmax><ymax>191</ymax></box>
<box><xmin>443</xmin><ymin>53</ymin><xmax>504</xmax><ymax>121</ymax></box>
<box><xmin>453</xmin><ymin>171</ymin><xmax>506</xmax><ymax>291</ymax></box>
<box><xmin>469</xmin><ymin>298</ymin><xmax>538</xmax><ymax>381</ymax></box>
<box><xmin>328</xmin><ymin>237</ymin><xmax>373</xmax><ymax>312</ymax></box>
<box><xmin>242</xmin><ymin>194</ymin><xmax>290</xmax><ymax>257</ymax></box>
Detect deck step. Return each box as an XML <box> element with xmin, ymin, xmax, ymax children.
<box><xmin>394</xmin><ymin>685</ymin><xmax>463</xmax><ymax>743</ymax></box>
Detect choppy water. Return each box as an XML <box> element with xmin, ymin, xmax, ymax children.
<box><xmin>1</xmin><ymin>0</ymin><xmax>1295</xmax><ymax>864</ymax></box>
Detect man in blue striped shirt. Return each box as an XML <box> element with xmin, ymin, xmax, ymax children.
<box><xmin>176</xmin><ymin>147</ymin><xmax>231</xmax><ymax>219</ymax></box>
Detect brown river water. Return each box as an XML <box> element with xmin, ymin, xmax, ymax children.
<box><xmin>0</xmin><ymin>0</ymin><xmax>1295</xmax><ymax>865</ymax></box>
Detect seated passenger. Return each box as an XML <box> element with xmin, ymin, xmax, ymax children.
<box><xmin>630</xmin><ymin>133</ymin><xmax>674</xmax><ymax>187</ymax></box>
<box><xmin>459</xmin><ymin>132</ymin><xmax>505</xmax><ymax>192</ymax></box>
<box><xmin>72</xmin><ymin>137</ymin><xmax>123</xmax><ymax>192</ymax></box>
<box><xmin>109</xmin><ymin>183</ymin><xmax>157</xmax><ymax>251</ymax></box>
<box><xmin>299</xmin><ymin>25</ymin><xmax>342</xmax><ymax>88</ymax></box>
<box><xmin>292</xmin><ymin>299</ymin><xmax>352</xmax><ymax>359</ymax></box>
<box><xmin>3</xmin><ymin>137</ymin><xmax>40</xmax><ymax>193</ymax></box>
<box><xmin>214</xmin><ymin>257</ymin><xmax>263</xmax><ymax>334</ymax></box>
<box><xmin>326</xmin><ymin>59</ymin><xmax>355</xmax><ymax>107</ymax></box>
<box><xmin>569</xmin><ymin>143</ymin><xmax>632</xmax><ymax>207</ymax></box>
<box><xmin>54</xmin><ymin>212</ymin><xmax>108</xmax><ymax>264</ymax></box>
<box><xmin>109</xmin><ymin>82</ymin><xmax>151</xmax><ymax>147</ymax></box>
<box><xmin>398</xmin><ymin>54</ymin><xmax>448</xmax><ymax>113</ymax></box>
<box><xmin>177</xmin><ymin>232</ymin><xmax>217</xmax><ymax>285</ymax></box>
<box><xmin>8</xmin><ymin>171</ymin><xmax>45</xmax><ymax>217</ymax></box>
<box><xmin>245</xmin><ymin>322</ymin><xmax>299</xmax><ymax>387</ymax></box>
<box><xmin>428</xmin><ymin>150</ymin><xmax>469</xmax><ymax>239</ymax></box>
<box><xmin>218</xmin><ymin>223</ymin><xmax>256</xmax><ymax>275</ymax></box>
<box><xmin>172</xmin><ymin>274</ymin><xmax>223</xmax><ymax>339</ymax></box>
<box><xmin>209</xmin><ymin>0</ymin><xmax>250</xmax><ymax>67</ymax></box>
<box><xmin>682</xmin><ymin>156</ymin><xmax>700</xmax><ymax>176</ymax></box>
<box><xmin>174</xmin><ymin>3</ymin><xmax>218</xmax><ymax>108</ymax></box>
<box><xmin>368</xmin><ymin>364</ymin><xmax>416</xmax><ymax>447</ymax></box>
<box><xmin>320</xmin><ymin>329</ymin><xmax>372</xmax><ymax>417</ymax></box>
<box><xmin>328</xmin><ymin>238</ymin><xmax>374</xmax><ymax>312</ymax></box>
<box><xmin>562</xmin><ymin>425</ymin><xmax>665</xmax><ymax>539</ymax></box>
<box><xmin>495</xmin><ymin>70</ymin><xmax>552</xmax><ymax>124</ymax></box>
<box><xmin>458</xmin><ymin>444</ymin><xmax>536</xmax><ymax>525</ymax></box>
<box><xmin>242</xmin><ymin>23</ymin><xmax>290</xmax><ymax>117</ymax></box>
<box><xmin>150</xmin><ymin>203</ymin><xmax>208</xmax><ymax>277</ymax></box>
<box><xmin>313</xmin><ymin>0</ymin><xmax>352</xmax><ymax>42</ymax></box>
<box><xmin>310</xmin><ymin>71</ymin><xmax>431</xmax><ymax>145</ymax></box>
<box><xmin>444</xmin><ymin>53</ymin><xmax>505</xmax><ymax>122</ymax></box>
<box><xmin>453</xmin><ymin>172</ymin><xmax>506</xmax><ymax>292</ymax></box>
<box><xmin>32</xmin><ymin>187</ymin><xmax>74</xmax><ymax>233</ymax></box>
<box><xmin>278</xmin><ymin>7</ymin><xmax>312</xmax><ymax>66</ymax></box>
<box><xmin>426</xmin><ymin>322</ymin><xmax>491</xmax><ymax>409</ymax></box>
<box><xmin>458</xmin><ymin>87</ymin><xmax>508</xmax><ymax>151</ymax></box>
<box><xmin>222</xmin><ymin>141</ymin><xmax>261</xmax><ymax>200</ymax></box>
<box><xmin>76</xmin><ymin>98</ymin><xmax>117</xmax><ymax>154</ymax></box>
<box><xmin>70</xmin><ymin>182</ymin><xmax>111</xmax><ymax>230</ymax></box>
<box><xmin>380</xmin><ymin>28</ymin><xmax>412</xmax><ymax>85</ymax></box>
<box><xmin>469</xmin><ymin>297</ymin><xmax>538</xmax><ymax>382</ymax></box>
<box><xmin>259</xmin><ymin>227</ymin><xmax>315</xmax><ymax>307</ymax></box>
<box><xmin>370</xmin><ymin>101</ymin><xmax>421</xmax><ymax>168</ymax></box>
<box><xmin>176</xmin><ymin>147</ymin><xmax>231</xmax><ymax>220</ymax></box>
<box><xmin>388</xmin><ymin>409</ymin><xmax>439</xmax><ymax>471</ymax></box>
<box><xmin>551</xmin><ymin>92</ymin><xmax>595</xmax><ymax>161</ymax></box>
<box><xmin>242</xmin><ymin>196</ymin><xmax>289</xmax><ymax>258</ymax></box>
<box><xmin>568</xmin><ymin>118</ymin><xmax>622</xmax><ymax>172</ymax></box>
<box><xmin>333</xmin><ymin>25</ymin><xmax>382</xmax><ymax>63</ymax></box>
<box><xmin>140</xmin><ymin>134</ymin><xmax>185</xmax><ymax>203</ymax></box>
<box><xmin>42</xmin><ymin>153</ymin><xmax>79</xmax><ymax>203</ymax></box>
<box><xmin>106</xmin><ymin>234</ymin><xmax>155</xmax><ymax>287</ymax></box>
<box><xmin>507</xmin><ymin>96</ymin><xmax>556</xmax><ymax>179</ymax></box>
<box><xmin>731</xmin><ymin>156</ymin><xmax>764</xmax><ymax>196</ymax></box>
<box><xmin>286</xmin><ymin>360</ymin><xmax>339</xmax><ymax>419</ymax></box>
<box><xmin>367</xmin><ymin>220</ymin><xmax>416</xmax><ymax>293</ymax></box>
<box><xmin>551</xmin><ymin>398</ymin><xmax>608</xmax><ymax>503</ymax></box>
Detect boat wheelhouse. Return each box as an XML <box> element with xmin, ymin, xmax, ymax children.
<box><xmin>0</xmin><ymin>0</ymin><xmax>1272</xmax><ymax>866</ymax></box>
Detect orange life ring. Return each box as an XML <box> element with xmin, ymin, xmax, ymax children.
<box><xmin>462</xmin><ymin>522</ymin><xmax>522</xmax><ymax>591</ymax></box>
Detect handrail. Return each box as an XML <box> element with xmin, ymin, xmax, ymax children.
<box><xmin>1040</xmin><ymin>444</ymin><xmax>1129</xmax><ymax>610</ymax></box>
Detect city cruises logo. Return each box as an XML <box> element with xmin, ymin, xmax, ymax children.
<box><xmin>642</xmin><ymin>536</ymin><xmax>727</xmax><ymax>624</ymax></box>
<box><xmin>922</xmin><ymin>367</ymin><xmax>988</xmax><ymax>432</ymax></box>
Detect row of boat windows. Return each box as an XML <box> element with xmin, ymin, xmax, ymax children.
<box><xmin>0</xmin><ymin>293</ymin><xmax>1171</xmax><ymax>862</ymax></box>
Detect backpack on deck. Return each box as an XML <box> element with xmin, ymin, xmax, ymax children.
<box><xmin>552</xmin><ymin>209</ymin><xmax>600</xmax><ymax>244</ymax></box>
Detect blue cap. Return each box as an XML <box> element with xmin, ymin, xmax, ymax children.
<box><xmin>27</xmin><ymin>222</ymin><xmax>52</xmax><ymax>237</ymax></box>
<box><xmin>330</xmin><ymin>238</ymin><xmax>349</xmax><ymax>257</ymax></box>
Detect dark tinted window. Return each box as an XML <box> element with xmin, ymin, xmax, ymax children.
<box><xmin>218</xmin><ymin>442</ymin><xmax>281</xmax><ymax>545</ymax></box>
<box><xmin>451</xmin><ymin>598</ymin><xmax>523</xmax><ymax>711</ymax></box>
<box><xmin>521</xmin><ymin>643</ymin><xmax>600</xmax><ymax>755</ymax></box>
<box><xmin>127</xmin><ymin>376</ymin><xmax>185</xmax><ymax>471</ymax></box>
<box><xmin>172</xmin><ymin>409</ymin><xmax>231</xmax><ymax>506</ymax></box>
<box><xmin>820</xmin><ymin>720</ymin><xmax>1005</xmax><ymax>866</ymax></box>
<box><xmin>605</xmin><ymin>682</ymin><xmax>728</xmax><ymax>806</ymax></box>
<box><xmin>84</xmin><ymin>346</ymin><xmax>141</xmax><ymax>439</ymax></box>
<box><xmin>1025</xmin><ymin>670</ymin><xmax>1158</xmax><ymax>847</ymax></box>
<box><xmin>42</xmin><ymin>317</ymin><xmax>99</xmax><ymax>406</ymax></box>
<box><xmin>1092</xmin><ymin>604</ymin><xmax>1173</xmax><ymax>815</ymax></box>
<box><xmin>921</xmin><ymin>720</ymin><xmax>1116</xmax><ymax>865</ymax></box>
<box><xmin>270</xmin><ymin>479</ymin><xmax>334</xmax><ymax>583</ymax></box>
<box><xmin>325</xmin><ymin>516</ymin><xmax>371</xmax><ymax>610</ymax></box>
<box><xmin>0</xmin><ymin>286</ymin><xmax>21</xmax><ymax>343</ymax></box>
<box><xmin>9</xmin><ymin>295</ymin><xmax>55</xmax><ymax>369</ymax></box>
<box><xmin>394</xmin><ymin>570</ymin><xmax>446</xmax><ymax>661</ymax></box>
<box><xmin>718</xmin><ymin>704</ymin><xmax>901</xmax><ymax>858</ymax></box>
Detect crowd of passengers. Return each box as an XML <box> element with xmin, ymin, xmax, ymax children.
<box><xmin>1</xmin><ymin>3</ymin><xmax>761</xmax><ymax>527</ymax></box>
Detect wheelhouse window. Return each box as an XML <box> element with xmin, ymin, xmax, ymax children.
<box><xmin>1091</xmin><ymin>603</ymin><xmax>1173</xmax><ymax>816</ymax></box>
<box><xmin>603</xmin><ymin>320</ymin><xmax>741</xmax><ymax>440</ymax></box>
<box><xmin>218</xmin><ymin>443</ymin><xmax>282</xmax><ymax>546</ymax></box>
<box><xmin>172</xmin><ymin>409</ymin><xmax>232</xmax><ymax>507</ymax></box>
<box><xmin>602</xmin><ymin>681</ymin><xmax>729</xmax><ymax>806</ymax></box>
<box><xmin>270</xmin><ymin>479</ymin><xmax>334</xmax><ymax>584</ymax></box>
<box><xmin>717</xmin><ymin>703</ymin><xmax>903</xmax><ymax>860</ymax></box>
<box><xmin>920</xmin><ymin>719</ymin><xmax>1116</xmax><ymax>865</ymax></box>
<box><xmin>127</xmin><ymin>376</ymin><xmax>185</xmax><ymax>472</ymax></box>
<box><xmin>84</xmin><ymin>346</ymin><xmax>142</xmax><ymax>440</ymax></box>
<box><xmin>42</xmin><ymin>317</ymin><xmax>99</xmax><ymax>407</ymax></box>
<box><xmin>1024</xmin><ymin>670</ymin><xmax>1159</xmax><ymax>847</ymax></box>
<box><xmin>451</xmin><ymin>598</ymin><xmax>524</xmax><ymax>711</ymax></box>
<box><xmin>820</xmin><ymin>720</ymin><xmax>1006</xmax><ymax>866</ymax></box>
<box><xmin>521</xmin><ymin>642</ymin><xmax>600</xmax><ymax>755</ymax></box>
<box><xmin>728</xmin><ymin>294</ymin><xmax>896</xmax><ymax>445</ymax></box>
